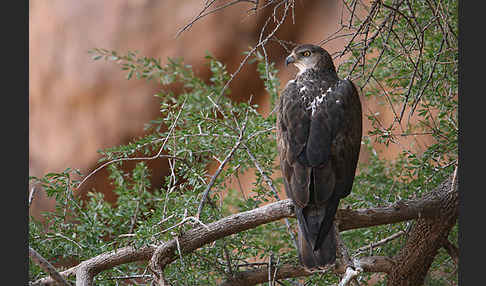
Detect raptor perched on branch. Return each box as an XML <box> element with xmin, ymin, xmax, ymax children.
<box><xmin>277</xmin><ymin>44</ymin><xmax>362</xmax><ymax>269</ymax></box>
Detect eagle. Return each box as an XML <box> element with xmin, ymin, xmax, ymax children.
<box><xmin>276</xmin><ymin>44</ymin><xmax>362</xmax><ymax>268</ymax></box>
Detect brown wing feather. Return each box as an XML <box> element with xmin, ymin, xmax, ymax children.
<box><xmin>312</xmin><ymin>79</ymin><xmax>362</xmax><ymax>251</ymax></box>
<box><xmin>277</xmin><ymin>81</ymin><xmax>312</xmax><ymax>207</ymax></box>
<box><xmin>277</xmin><ymin>77</ymin><xmax>362</xmax><ymax>268</ymax></box>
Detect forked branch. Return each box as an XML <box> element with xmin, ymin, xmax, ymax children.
<box><xmin>32</xmin><ymin>175</ymin><xmax>456</xmax><ymax>286</ymax></box>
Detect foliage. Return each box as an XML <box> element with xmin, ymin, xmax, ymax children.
<box><xmin>29</xmin><ymin>50</ymin><xmax>288</xmax><ymax>284</ymax></box>
<box><xmin>29</xmin><ymin>0</ymin><xmax>457</xmax><ymax>285</ymax></box>
<box><xmin>339</xmin><ymin>0</ymin><xmax>458</xmax><ymax>284</ymax></box>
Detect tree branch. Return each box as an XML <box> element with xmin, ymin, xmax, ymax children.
<box><xmin>32</xmin><ymin>175</ymin><xmax>455</xmax><ymax>286</ymax></box>
<box><xmin>387</xmin><ymin>174</ymin><xmax>459</xmax><ymax>285</ymax></box>
<box><xmin>336</xmin><ymin>191</ymin><xmax>448</xmax><ymax>231</ymax></box>
<box><xmin>219</xmin><ymin>256</ymin><xmax>395</xmax><ymax>286</ymax></box>
<box><xmin>219</xmin><ymin>264</ymin><xmax>312</xmax><ymax>286</ymax></box>
<box><xmin>29</xmin><ymin>247</ymin><xmax>72</xmax><ymax>286</ymax></box>
<box><xmin>354</xmin><ymin>230</ymin><xmax>405</xmax><ymax>255</ymax></box>
<box><xmin>441</xmin><ymin>239</ymin><xmax>459</xmax><ymax>265</ymax></box>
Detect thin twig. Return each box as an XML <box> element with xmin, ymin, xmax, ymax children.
<box><xmin>354</xmin><ymin>230</ymin><xmax>405</xmax><ymax>255</ymax></box>
<box><xmin>29</xmin><ymin>185</ymin><xmax>38</xmax><ymax>208</ymax></box>
<box><xmin>196</xmin><ymin>108</ymin><xmax>249</xmax><ymax>219</ymax></box>
<box><xmin>129</xmin><ymin>181</ymin><xmax>144</xmax><ymax>234</ymax></box>
<box><xmin>268</xmin><ymin>252</ymin><xmax>273</xmax><ymax>286</ymax></box>
<box><xmin>243</xmin><ymin>144</ymin><xmax>298</xmax><ymax>250</ymax></box>
<box><xmin>176</xmin><ymin>0</ymin><xmax>255</xmax><ymax>38</ymax></box>
<box><xmin>105</xmin><ymin>274</ymin><xmax>152</xmax><ymax>281</ymax></box>
<box><xmin>174</xmin><ymin>235</ymin><xmax>185</xmax><ymax>268</ymax></box>
<box><xmin>76</xmin><ymin>96</ymin><xmax>188</xmax><ymax>192</ymax></box>
<box><xmin>216</xmin><ymin>0</ymin><xmax>293</xmax><ymax>103</ymax></box>
<box><xmin>407</xmin><ymin>38</ymin><xmax>445</xmax><ymax>123</ymax></box>
<box><xmin>222</xmin><ymin>240</ymin><xmax>234</xmax><ymax>276</ymax></box>
<box><xmin>156</xmin><ymin>216</ymin><xmax>210</xmax><ymax>236</ymax></box>
<box><xmin>54</xmin><ymin>232</ymin><xmax>85</xmax><ymax>250</ymax></box>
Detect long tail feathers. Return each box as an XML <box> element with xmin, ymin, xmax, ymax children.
<box><xmin>297</xmin><ymin>220</ymin><xmax>337</xmax><ymax>268</ymax></box>
<box><xmin>314</xmin><ymin>197</ymin><xmax>340</xmax><ymax>251</ymax></box>
<box><xmin>294</xmin><ymin>195</ymin><xmax>340</xmax><ymax>269</ymax></box>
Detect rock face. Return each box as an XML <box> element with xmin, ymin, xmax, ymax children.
<box><xmin>29</xmin><ymin>1</ymin><xmax>433</xmax><ymax>219</ymax></box>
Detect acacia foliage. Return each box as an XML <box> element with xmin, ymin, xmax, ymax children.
<box><xmin>29</xmin><ymin>0</ymin><xmax>458</xmax><ymax>285</ymax></box>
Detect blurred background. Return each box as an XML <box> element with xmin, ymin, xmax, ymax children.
<box><xmin>29</xmin><ymin>0</ymin><xmax>433</xmax><ymax>219</ymax></box>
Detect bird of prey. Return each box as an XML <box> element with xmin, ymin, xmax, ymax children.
<box><xmin>276</xmin><ymin>44</ymin><xmax>362</xmax><ymax>268</ymax></box>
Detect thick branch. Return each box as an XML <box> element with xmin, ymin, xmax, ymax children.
<box><xmin>219</xmin><ymin>264</ymin><xmax>312</xmax><ymax>286</ymax></box>
<box><xmin>33</xmin><ymin>200</ymin><xmax>294</xmax><ymax>286</ymax></box>
<box><xmin>75</xmin><ymin>246</ymin><xmax>155</xmax><ymax>286</ymax></box>
<box><xmin>32</xmin><ymin>246</ymin><xmax>155</xmax><ymax>286</ymax></box>
<box><xmin>32</xmin><ymin>176</ymin><xmax>454</xmax><ymax>286</ymax></box>
<box><xmin>387</xmin><ymin>174</ymin><xmax>459</xmax><ymax>285</ymax></box>
<box><xmin>151</xmin><ymin>199</ymin><xmax>294</xmax><ymax>271</ymax></box>
<box><xmin>336</xmin><ymin>192</ymin><xmax>448</xmax><ymax>231</ymax></box>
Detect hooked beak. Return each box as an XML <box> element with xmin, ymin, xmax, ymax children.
<box><xmin>285</xmin><ymin>55</ymin><xmax>295</xmax><ymax>66</ymax></box>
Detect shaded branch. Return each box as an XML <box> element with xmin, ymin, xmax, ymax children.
<box><xmin>335</xmin><ymin>224</ymin><xmax>360</xmax><ymax>286</ymax></box>
<box><xmin>441</xmin><ymin>239</ymin><xmax>459</xmax><ymax>265</ymax></box>
<box><xmin>219</xmin><ymin>264</ymin><xmax>312</xmax><ymax>286</ymax></box>
<box><xmin>220</xmin><ymin>256</ymin><xmax>395</xmax><ymax>286</ymax></box>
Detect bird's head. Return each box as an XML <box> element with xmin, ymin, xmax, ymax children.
<box><xmin>285</xmin><ymin>44</ymin><xmax>335</xmax><ymax>75</ymax></box>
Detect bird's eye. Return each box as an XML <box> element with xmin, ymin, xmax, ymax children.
<box><xmin>302</xmin><ymin>51</ymin><xmax>311</xmax><ymax>57</ymax></box>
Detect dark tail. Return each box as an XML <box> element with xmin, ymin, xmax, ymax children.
<box><xmin>297</xmin><ymin>219</ymin><xmax>336</xmax><ymax>268</ymax></box>
<box><xmin>292</xmin><ymin>167</ymin><xmax>340</xmax><ymax>268</ymax></box>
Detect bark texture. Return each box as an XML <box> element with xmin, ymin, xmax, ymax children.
<box><xmin>387</xmin><ymin>174</ymin><xmax>459</xmax><ymax>285</ymax></box>
<box><xmin>219</xmin><ymin>256</ymin><xmax>395</xmax><ymax>286</ymax></box>
<box><xmin>219</xmin><ymin>264</ymin><xmax>312</xmax><ymax>286</ymax></box>
<box><xmin>32</xmin><ymin>175</ymin><xmax>458</xmax><ymax>286</ymax></box>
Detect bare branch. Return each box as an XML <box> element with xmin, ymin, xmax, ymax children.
<box><xmin>336</xmin><ymin>184</ymin><xmax>453</xmax><ymax>232</ymax></box>
<box><xmin>220</xmin><ymin>255</ymin><xmax>394</xmax><ymax>286</ymax></box>
<box><xmin>29</xmin><ymin>246</ymin><xmax>72</xmax><ymax>286</ymax></box>
<box><xmin>196</xmin><ymin>112</ymin><xmax>247</xmax><ymax>218</ymax></box>
<box><xmin>388</xmin><ymin>174</ymin><xmax>458</xmax><ymax>284</ymax></box>
<box><xmin>338</xmin><ymin>266</ymin><xmax>361</xmax><ymax>286</ymax></box>
<box><xmin>76</xmin><ymin>95</ymin><xmax>188</xmax><ymax>191</ymax></box>
<box><xmin>354</xmin><ymin>230</ymin><xmax>405</xmax><ymax>255</ymax></box>
<box><xmin>243</xmin><ymin>143</ymin><xmax>298</xmax><ymax>250</ymax></box>
<box><xmin>176</xmin><ymin>0</ymin><xmax>257</xmax><ymax>38</ymax></box>
<box><xmin>32</xmin><ymin>174</ymin><xmax>455</xmax><ymax>286</ymax></box>
<box><xmin>219</xmin><ymin>263</ymin><xmax>313</xmax><ymax>286</ymax></box>
<box><xmin>29</xmin><ymin>185</ymin><xmax>38</xmax><ymax>208</ymax></box>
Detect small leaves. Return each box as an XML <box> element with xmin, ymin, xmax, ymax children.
<box><xmin>31</xmin><ymin>1</ymin><xmax>457</xmax><ymax>282</ymax></box>
<box><xmin>30</xmin><ymin>51</ymin><xmax>286</xmax><ymax>284</ymax></box>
